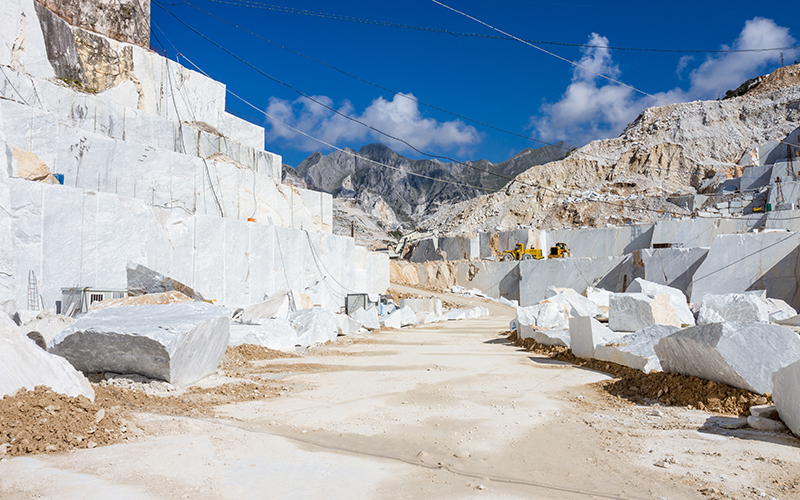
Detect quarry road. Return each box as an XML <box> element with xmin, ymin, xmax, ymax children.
<box><xmin>1</xmin><ymin>289</ymin><xmax>798</xmax><ymax>499</ymax></box>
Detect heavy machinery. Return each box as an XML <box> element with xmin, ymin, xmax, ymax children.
<box><xmin>501</xmin><ymin>244</ymin><xmax>544</xmax><ymax>261</ymax></box>
<box><xmin>549</xmin><ymin>242</ymin><xmax>571</xmax><ymax>258</ymax></box>
<box><xmin>501</xmin><ymin>242</ymin><xmax>571</xmax><ymax>261</ymax></box>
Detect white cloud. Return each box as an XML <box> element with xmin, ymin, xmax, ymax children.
<box><xmin>264</xmin><ymin>93</ymin><xmax>481</xmax><ymax>154</ymax></box>
<box><xmin>532</xmin><ymin>18</ymin><xmax>798</xmax><ymax>146</ymax></box>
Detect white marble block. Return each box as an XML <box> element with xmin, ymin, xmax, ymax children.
<box><xmin>654</xmin><ymin>322</ymin><xmax>800</xmax><ymax>394</ymax></box>
<box><xmin>50</xmin><ymin>302</ymin><xmax>230</xmax><ymax>386</ymax></box>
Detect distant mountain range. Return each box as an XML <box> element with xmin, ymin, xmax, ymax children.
<box><xmin>283</xmin><ymin>142</ymin><xmax>571</xmax><ymax>227</ymax></box>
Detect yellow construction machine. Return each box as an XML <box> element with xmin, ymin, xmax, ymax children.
<box><xmin>548</xmin><ymin>242</ymin><xmax>571</xmax><ymax>258</ymax></box>
<box><xmin>501</xmin><ymin>244</ymin><xmax>543</xmax><ymax>261</ymax></box>
<box><xmin>501</xmin><ymin>242</ymin><xmax>571</xmax><ymax>261</ymax></box>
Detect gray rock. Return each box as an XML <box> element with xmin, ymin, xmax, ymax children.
<box><xmin>654</xmin><ymin>322</ymin><xmax>800</xmax><ymax>394</ymax></box>
<box><xmin>696</xmin><ymin>292</ymin><xmax>771</xmax><ymax>324</ymax></box>
<box><xmin>609</xmin><ymin>293</ymin><xmax>681</xmax><ymax>332</ymax></box>
<box><xmin>127</xmin><ymin>263</ymin><xmax>206</xmax><ymax>302</ymax></box>
<box><xmin>1</xmin><ymin>312</ymin><xmax>94</xmax><ymax>400</ymax></box>
<box><xmin>594</xmin><ymin>324</ymin><xmax>679</xmax><ymax>373</ymax></box>
<box><xmin>747</xmin><ymin>415</ymin><xmax>787</xmax><ymax>431</ymax></box>
<box><xmin>50</xmin><ymin>302</ymin><xmax>230</xmax><ymax>386</ymax></box>
<box><xmin>569</xmin><ymin>316</ymin><xmax>619</xmax><ymax>359</ymax></box>
<box><xmin>749</xmin><ymin>404</ymin><xmax>777</xmax><ymax>419</ymax></box>
<box><xmin>625</xmin><ymin>278</ymin><xmax>695</xmax><ymax>326</ymax></box>
<box><xmin>772</xmin><ymin>358</ymin><xmax>800</xmax><ymax>436</ymax></box>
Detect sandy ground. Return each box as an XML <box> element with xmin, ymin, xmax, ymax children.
<box><xmin>1</xmin><ymin>288</ymin><xmax>798</xmax><ymax>499</ymax></box>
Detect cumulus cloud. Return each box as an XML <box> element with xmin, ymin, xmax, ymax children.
<box><xmin>532</xmin><ymin>18</ymin><xmax>797</xmax><ymax>146</ymax></box>
<box><xmin>264</xmin><ymin>93</ymin><xmax>481</xmax><ymax>154</ymax></box>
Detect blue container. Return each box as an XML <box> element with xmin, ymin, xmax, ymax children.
<box><xmin>54</xmin><ymin>173</ymin><xmax>64</xmax><ymax>185</ymax></box>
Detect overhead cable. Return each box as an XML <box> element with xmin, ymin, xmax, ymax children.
<box><xmin>431</xmin><ymin>0</ymin><xmax>669</xmax><ymax>105</ymax></box>
<box><xmin>166</xmin><ymin>0</ymin><xmax>799</xmax><ymax>54</ymax></box>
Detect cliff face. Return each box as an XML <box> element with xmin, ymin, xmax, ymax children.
<box><xmin>421</xmin><ymin>64</ymin><xmax>800</xmax><ymax>234</ymax></box>
<box><xmin>35</xmin><ymin>0</ymin><xmax>150</xmax><ymax>48</ymax></box>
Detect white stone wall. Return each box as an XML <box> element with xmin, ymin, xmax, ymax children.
<box><xmin>1</xmin><ymin>176</ymin><xmax>386</xmax><ymax>313</ymax></box>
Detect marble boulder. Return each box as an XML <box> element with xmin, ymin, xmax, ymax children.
<box><xmin>654</xmin><ymin>322</ymin><xmax>800</xmax><ymax>394</ymax></box>
<box><xmin>50</xmin><ymin>302</ymin><xmax>230</xmax><ymax>386</ymax></box>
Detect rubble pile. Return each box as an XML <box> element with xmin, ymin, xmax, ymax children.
<box><xmin>510</xmin><ymin>278</ymin><xmax>800</xmax><ymax>432</ymax></box>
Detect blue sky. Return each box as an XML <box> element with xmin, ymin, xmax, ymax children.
<box><xmin>150</xmin><ymin>0</ymin><xmax>799</xmax><ymax>167</ymax></box>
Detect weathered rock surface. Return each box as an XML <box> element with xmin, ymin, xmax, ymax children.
<box><xmin>351</xmin><ymin>307</ymin><xmax>380</xmax><ymax>330</ymax></box>
<box><xmin>772</xmin><ymin>359</ymin><xmax>800</xmax><ymax>436</ymax></box>
<box><xmin>544</xmin><ymin>288</ymin><xmax>602</xmax><ymax>319</ymax></box>
<box><xmin>289</xmin><ymin>307</ymin><xmax>338</xmax><ymax>347</ymax></box>
<box><xmin>569</xmin><ymin>316</ymin><xmax>619</xmax><ymax>359</ymax></box>
<box><xmin>654</xmin><ymin>322</ymin><xmax>800</xmax><ymax>394</ymax></box>
<box><xmin>696</xmin><ymin>292</ymin><xmax>771</xmax><ymax>324</ymax></box>
<box><xmin>50</xmin><ymin>302</ymin><xmax>230</xmax><ymax>386</ymax></box>
<box><xmin>237</xmin><ymin>291</ymin><xmax>293</xmax><ymax>324</ymax></box>
<box><xmin>228</xmin><ymin>319</ymin><xmax>297</xmax><ymax>352</ymax></box>
<box><xmin>517</xmin><ymin>302</ymin><xmax>569</xmax><ymax>332</ymax></box>
<box><xmin>594</xmin><ymin>324</ymin><xmax>679</xmax><ymax>373</ymax></box>
<box><xmin>1</xmin><ymin>312</ymin><xmax>94</xmax><ymax>400</ymax></box>
<box><xmin>35</xmin><ymin>0</ymin><xmax>151</xmax><ymax>47</ymax></box>
<box><xmin>626</xmin><ymin>278</ymin><xmax>694</xmax><ymax>326</ymax></box>
<box><xmin>533</xmin><ymin>329</ymin><xmax>570</xmax><ymax>348</ymax></box>
<box><xmin>17</xmin><ymin>309</ymin><xmax>75</xmax><ymax>345</ymax></box>
<box><xmin>609</xmin><ymin>293</ymin><xmax>681</xmax><ymax>332</ymax></box>
<box><xmin>127</xmin><ymin>263</ymin><xmax>206</xmax><ymax>302</ymax></box>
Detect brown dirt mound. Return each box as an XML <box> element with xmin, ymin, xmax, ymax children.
<box><xmin>748</xmin><ymin>63</ymin><xmax>800</xmax><ymax>97</ymax></box>
<box><xmin>508</xmin><ymin>332</ymin><xmax>769</xmax><ymax>416</ymax></box>
<box><xmin>0</xmin><ymin>386</ymin><xmax>126</xmax><ymax>457</ymax></box>
<box><xmin>221</xmin><ymin>344</ymin><xmax>297</xmax><ymax>371</ymax></box>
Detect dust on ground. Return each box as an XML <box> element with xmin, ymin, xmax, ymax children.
<box><xmin>509</xmin><ymin>331</ymin><xmax>770</xmax><ymax>416</ymax></box>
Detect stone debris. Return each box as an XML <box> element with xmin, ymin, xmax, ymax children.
<box><xmin>50</xmin><ymin>302</ymin><xmax>231</xmax><ymax>386</ymax></box>
<box><xmin>583</xmin><ymin>286</ymin><xmax>611</xmax><ymax>320</ymax></box>
<box><xmin>399</xmin><ymin>297</ymin><xmax>443</xmax><ymax>317</ymax></box>
<box><xmin>772</xmin><ymin>358</ymin><xmax>800</xmax><ymax>436</ymax></box>
<box><xmin>127</xmin><ymin>263</ymin><xmax>206</xmax><ymax>301</ymax></box>
<box><xmin>350</xmin><ymin>307</ymin><xmax>381</xmax><ymax>330</ymax></box>
<box><xmin>568</xmin><ymin>317</ymin><xmax>620</xmax><ymax>359</ymax></box>
<box><xmin>593</xmin><ymin>324</ymin><xmax>679</xmax><ymax>373</ymax></box>
<box><xmin>654</xmin><ymin>322</ymin><xmax>800</xmax><ymax>394</ymax></box>
<box><xmin>696</xmin><ymin>292</ymin><xmax>772</xmax><ymax>324</ymax></box>
<box><xmin>625</xmin><ymin>278</ymin><xmax>694</xmax><ymax>327</ymax></box>
<box><xmin>609</xmin><ymin>293</ymin><xmax>681</xmax><ymax>332</ymax></box>
<box><xmin>747</xmin><ymin>415</ymin><xmax>787</xmax><ymax>431</ymax></box>
<box><xmin>335</xmin><ymin>313</ymin><xmax>363</xmax><ymax>336</ymax></box>
<box><xmin>15</xmin><ymin>309</ymin><xmax>75</xmax><ymax>345</ymax></box>
<box><xmin>229</xmin><ymin>319</ymin><xmax>298</xmax><ymax>352</ymax></box>
<box><xmin>532</xmin><ymin>329</ymin><xmax>571</xmax><ymax>348</ymax></box>
<box><xmin>90</xmin><ymin>291</ymin><xmax>193</xmax><ymax>311</ymax></box>
<box><xmin>517</xmin><ymin>302</ymin><xmax>569</xmax><ymax>332</ymax></box>
<box><xmin>749</xmin><ymin>404</ymin><xmax>777</xmax><ymax>419</ymax></box>
<box><xmin>381</xmin><ymin>309</ymin><xmax>404</xmax><ymax>329</ymax></box>
<box><xmin>289</xmin><ymin>307</ymin><xmax>339</xmax><ymax>347</ymax></box>
<box><xmin>1</xmin><ymin>312</ymin><xmax>94</xmax><ymax>401</ymax></box>
<box><xmin>543</xmin><ymin>288</ymin><xmax>602</xmax><ymax>320</ymax></box>
<box><xmin>237</xmin><ymin>290</ymin><xmax>294</xmax><ymax>323</ymax></box>
<box><xmin>764</xmin><ymin>298</ymin><xmax>797</xmax><ymax>322</ymax></box>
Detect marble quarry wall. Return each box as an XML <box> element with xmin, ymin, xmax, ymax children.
<box><xmin>0</xmin><ymin>0</ymin><xmax>388</xmax><ymax>315</ymax></box>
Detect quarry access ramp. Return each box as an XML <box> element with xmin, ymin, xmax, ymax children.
<box><xmin>2</xmin><ymin>287</ymin><xmax>797</xmax><ymax>499</ymax></box>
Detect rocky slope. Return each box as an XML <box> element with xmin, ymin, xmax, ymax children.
<box><xmin>290</xmin><ymin>142</ymin><xmax>570</xmax><ymax>227</ymax></box>
<box><xmin>421</xmin><ymin>64</ymin><xmax>800</xmax><ymax>234</ymax></box>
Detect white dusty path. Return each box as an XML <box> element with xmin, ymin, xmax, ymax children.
<box><xmin>1</xmin><ymin>287</ymin><xmax>798</xmax><ymax>499</ymax></box>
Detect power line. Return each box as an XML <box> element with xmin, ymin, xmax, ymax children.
<box><xmin>153</xmin><ymin>1</ymin><xmax>530</xmax><ymax>185</ymax></box>
<box><xmin>153</xmin><ymin>3</ymin><xmax>799</xmax><ymax>224</ymax></box>
<box><xmin>180</xmin><ymin>0</ymin><xmax>550</xmax><ymax>147</ymax></box>
<box><xmin>431</xmin><ymin>0</ymin><xmax>669</xmax><ymax>105</ymax></box>
<box><xmin>167</xmin><ymin>0</ymin><xmax>800</xmax><ymax>55</ymax></box>
<box><xmin>159</xmin><ymin>0</ymin><xmax>796</xmax><ymax>195</ymax></box>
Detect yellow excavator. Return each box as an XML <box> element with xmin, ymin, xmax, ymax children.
<box><xmin>501</xmin><ymin>242</ymin><xmax>570</xmax><ymax>261</ymax></box>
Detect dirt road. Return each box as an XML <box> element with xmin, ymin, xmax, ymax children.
<box><xmin>1</xmin><ymin>289</ymin><xmax>798</xmax><ymax>499</ymax></box>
